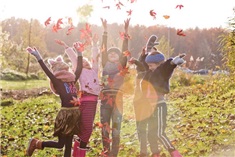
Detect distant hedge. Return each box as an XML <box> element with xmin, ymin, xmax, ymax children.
<box><xmin>0</xmin><ymin>69</ymin><xmax>45</xmax><ymax>80</ymax></box>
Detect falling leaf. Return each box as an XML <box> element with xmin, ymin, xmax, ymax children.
<box><xmin>126</xmin><ymin>9</ymin><xmax>133</xmax><ymax>16</ymax></box>
<box><xmin>103</xmin><ymin>6</ymin><xmax>110</xmax><ymax>9</ymax></box>
<box><xmin>70</xmin><ymin>96</ymin><xmax>80</xmax><ymax>106</ymax></box>
<box><xmin>44</xmin><ymin>17</ymin><xmax>51</xmax><ymax>26</ymax></box>
<box><xmin>176</xmin><ymin>4</ymin><xmax>184</xmax><ymax>9</ymax></box>
<box><xmin>163</xmin><ymin>15</ymin><xmax>170</xmax><ymax>19</ymax></box>
<box><xmin>66</xmin><ymin>26</ymin><xmax>74</xmax><ymax>35</ymax></box>
<box><xmin>177</xmin><ymin>29</ymin><xmax>186</xmax><ymax>36</ymax></box>
<box><xmin>149</xmin><ymin>9</ymin><xmax>157</xmax><ymax>19</ymax></box>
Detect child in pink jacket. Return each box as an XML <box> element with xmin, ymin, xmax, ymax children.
<box><xmin>57</xmin><ymin>36</ymin><xmax>100</xmax><ymax>157</ymax></box>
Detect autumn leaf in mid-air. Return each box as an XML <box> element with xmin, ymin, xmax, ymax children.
<box><xmin>118</xmin><ymin>66</ymin><xmax>129</xmax><ymax>77</ymax></box>
<box><xmin>177</xmin><ymin>29</ymin><xmax>186</xmax><ymax>36</ymax></box>
<box><xmin>70</xmin><ymin>96</ymin><xmax>80</xmax><ymax>106</ymax></box>
<box><xmin>116</xmin><ymin>1</ymin><xmax>124</xmax><ymax>10</ymax></box>
<box><xmin>150</xmin><ymin>10</ymin><xmax>157</xmax><ymax>19</ymax></box>
<box><xmin>130</xmin><ymin>0</ymin><xmax>137</xmax><ymax>3</ymax></box>
<box><xmin>66</xmin><ymin>26</ymin><xmax>74</xmax><ymax>35</ymax></box>
<box><xmin>52</xmin><ymin>24</ymin><xmax>58</xmax><ymax>32</ymax></box>
<box><xmin>163</xmin><ymin>15</ymin><xmax>170</xmax><ymax>19</ymax></box>
<box><xmin>103</xmin><ymin>6</ymin><xmax>110</xmax><ymax>9</ymax></box>
<box><xmin>176</xmin><ymin>4</ymin><xmax>184</xmax><ymax>9</ymax></box>
<box><xmin>44</xmin><ymin>17</ymin><xmax>51</xmax><ymax>26</ymax></box>
<box><xmin>123</xmin><ymin>50</ymin><xmax>131</xmax><ymax>57</ymax></box>
<box><xmin>94</xmin><ymin>122</ymin><xmax>103</xmax><ymax>128</ymax></box>
<box><xmin>126</xmin><ymin>9</ymin><xmax>133</xmax><ymax>16</ymax></box>
<box><xmin>56</xmin><ymin>18</ymin><xmax>63</xmax><ymax>30</ymax></box>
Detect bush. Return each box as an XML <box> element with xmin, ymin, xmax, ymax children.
<box><xmin>0</xmin><ymin>69</ymin><xmax>46</xmax><ymax>81</ymax></box>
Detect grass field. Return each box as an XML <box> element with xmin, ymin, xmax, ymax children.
<box><xmin>1</xmin><ymin>74</ymin><xmax>235</xmax><ymax>157</ymax></box>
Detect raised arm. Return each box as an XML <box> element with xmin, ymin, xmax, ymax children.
<box><xmin>91</xmin><ymin>34</ymin><xmax>100</xmax><ymax>72</ymax></box>
<box><xmin>71</xmin><ymin>42</ymin><xmax>83</xmax><ymax>82</ymax></box>
<box><xmin>26</xmin><ymin>47</ymin><xmax>56</xmax><ymax>81</ymax></box>
<box><xmin>100</xmin><ymin>18</ymin><xmax>108</xmax><ymax>68</ymax></box>
<box><xmin>120</xmin><ymin>18</ymin><xmax>131</xmax><ymax>67</ymax></box>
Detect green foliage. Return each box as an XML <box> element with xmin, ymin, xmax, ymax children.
<box><xmin>158</xmin><ymin>35</ymin><xmax>174</xmax><ymax>58</ymax></box>
<box><xmin>170</xmin><ymin>69</ymin><xmax>207</xmax><ymax>88</ymax></box>
<box><xmin>0</xmin><ymin>80</ymin><xmax>48</xmax><ymax>90</ymax></box>
<box><xmin>220</xmin><ymin>9</ymin><xmax>235</xmax><ymax>75</ymax></box>
<box><xmin>77</xmin><ymin>4</ymin><xmax>94</xmax><ymax>22</ymax></box>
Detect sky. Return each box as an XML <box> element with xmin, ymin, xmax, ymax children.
<box><xmin>1</xmin><ymin>0</ymin><xmax>234</xmax><ymax>29</ymax></box>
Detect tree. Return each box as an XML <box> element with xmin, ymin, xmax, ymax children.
<box><xmin>220</xmin><ymin>7</ymin><xmax>235</xmax><ymax>75</ymax></box>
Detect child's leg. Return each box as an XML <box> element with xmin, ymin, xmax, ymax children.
<box><xmin>77</xmin><ymin>101</ymin><xmax>97</xmax><ymax>144</ymax></box>
<box><xmin>100</xmin><ymin>104</ymin><xmax>112</xmax><ymax>154</ymax></box>
<box><xmin>156</xmin><ymin>103</ymin><xmax>175</xmax><ymax>152</ymax></box>
<box><xmin>148</xmin><ymin>114</ymin><xmax>161</xmax><ymax>156</ymax></box>
<box><xmin>64</xmin><ymin>136</ymin><xmax>73</xmax><ymax>157</ymax></box>
<box><xmin>136</xmin><ymin>119</ymin><xmax>148</xmax><ymax>156</ymax></box>
<box><xmin>42</xmin><ymin>136</ymin><xmax>66</xmax><ymax>149</ymax></box>
<box><xmin>110</xmin><ymin>105</ymin><xmax>123</xmax><ymax>157</ymax></box>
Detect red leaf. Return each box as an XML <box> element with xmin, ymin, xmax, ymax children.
<box><xmin>126</xmin><ymin>9</ymin><xmax>132</xmax><ymax>16</ymax></box>
<box><xmin>44</xmin><ymin>17</ymin><xmax>51</xmax><ymax>26</ymax></box>
<box><xmin>177</xmin><ymin>29</ymin><xmax>186</xmax><ymax>36</ymax></box>
<box><xmin>176</xmin><ymin>4</ymin><xmax>184</xmax><ymax>9</ymax></box>
<box><xmin>150</xmin><ymin>10</ymin><xmax>157</xmax><ymax>20</ymax></box>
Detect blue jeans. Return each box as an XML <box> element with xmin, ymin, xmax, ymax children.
<box><xmin>100</xmin><ymin>93</ymin><xmax>123</xmax><ymax>157</ymax></box>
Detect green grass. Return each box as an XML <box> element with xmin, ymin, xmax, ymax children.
<box><xmin>1</xmin><ymin>75</ymin><xmax>235</xmax><ymax>157</ymax></box>
<box><xmin>0</xmin><ymin>80</ymin><xmax>49</xmax><ymax>90</ymax></box>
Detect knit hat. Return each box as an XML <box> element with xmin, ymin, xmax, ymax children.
<box><xmin>48</xmin><ymin>55</ymin><xmax>70</xmax><ymax>72</ymax></box>
<box><xmin>47</xmin><ymin>55</ymin><xmax>75</xmax><ymax>95</ymax></box>
<box><xmin>145</xmin><ymin>53</ymin><xmax>165</xmax><ymax>63</ymax></box>
<box><xmin>107</xmin><ymin>47</ymin><xmax>121</xmax><ymax>56</ymax></box>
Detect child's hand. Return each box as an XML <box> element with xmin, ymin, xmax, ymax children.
<box><xmin>26</xmin><ymin>47</ymin><xmax>42</xmax><ymax>61</ymax></box>
<box><xmin>124</xmin><ymin>18</ymin><xmax>131</xmax><ymax>34</ymax></box>
<box><xmin>171</xmin><ymin>54</ymin><xmax>186</xmax><ymax>65</ymax></box>
<box><xmin>128</xmin><ymin>57</ymin><xmax>136</xmax><ymax>64</ymax></box>
<box><xmin>73</xmin><ymin>41</ymin><xmax>84</xmax><ymax>53</ymax></box>
<box><xmin>101</xmin><ymin>18</ymin><xmax>107</xmax><ymax>32</ymax></box>
<box><xmin>55</xmin><ymin>39</ymin><xmax>69</xmax><ymax>49</ymax></box>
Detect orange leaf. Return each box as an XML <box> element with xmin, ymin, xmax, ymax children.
<box><xmin>70</xmin><ymin>96</ymin><xmax>80</xmax><ymax>106</ymax></box>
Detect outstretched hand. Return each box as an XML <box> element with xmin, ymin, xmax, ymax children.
<box><xmin>124</xmin><ymin>18</ymin><xmax>131</xmax><ymax>34</ymax></box>
<box><xmin>128</xmin><ymin>57</ymin><xmax>137</xmax><ymax>64</ymax></box>
<box><xmin>73</xmin><ymin>41</ymin><xmax>84</xmax><ymax>53</ymax></box>
<box><xmin>101</xmin><ymin>18</ymin><xmax>107</xmax><ymax>32</ymax></box>
<box><xmin>55</xmin><ymin>39</ymin><xmax>69</xmax><ymax>49</ymax></box>
<box><xmin>171</xmin><ymin>54</ymin><xmax>186</xmax><ymax>65</ymax></box>
<box><xmin>92</xmin><ymin>34</ymin><xmax>99</xmax><ymax>45</ymax></box>
<box><xmin>26</xmin><ymin>47</ymin><xmax>42</xmax><ymax>61</ymax></box>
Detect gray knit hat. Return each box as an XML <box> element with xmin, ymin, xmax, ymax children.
<box><xmin>107</xmin><ymin>47</ymin><xmax>121</xmax><ymax>56</ymax></box>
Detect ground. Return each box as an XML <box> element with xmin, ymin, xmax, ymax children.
<box><xmin>0</xmin><ymin>87</ymin><xmax>51</xmax><ymax>105</ymax></box>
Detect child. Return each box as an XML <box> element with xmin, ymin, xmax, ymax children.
<box><xmin>26</xmin><ymin>46</ymin><xmax>81</xmax><ymax>157</ymax></box>
<box><xmin>129</xmin><ymin>46</ymin><xmax>161</xmax><ymax>157</ymax></box>
<box><xmin>141</xmin><ymin>35</ymin><xmax>185</xmax><ymax>157</ymax></box>
<box><xmin>56</xmin><ymin>36</ymin><xmax>101</xmax><ymax>157</ymax></box>
<box><xmin>99</xmin><ymin>18</ymin><xmax>130</xmax><ymax>157</ymax></box>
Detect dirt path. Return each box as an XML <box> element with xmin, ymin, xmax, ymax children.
<box><xmin>0</xmin><ymin>87</ymin><xmax>51</xmax><ymax>101</ymax></box>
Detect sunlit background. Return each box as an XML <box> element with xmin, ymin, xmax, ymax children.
<box><xmin>1</xmin><ymin>0</ymin><xmax>234</xmax><ymax>29</ymax></box>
